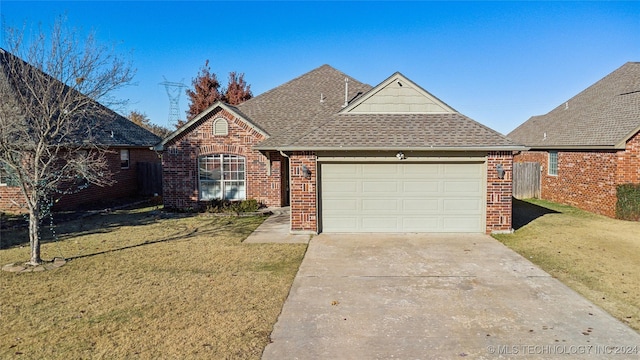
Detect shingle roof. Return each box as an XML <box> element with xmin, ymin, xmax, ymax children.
<box><xmin>0</xmin><ymin>48</ymin><xmax>160</xmax><ymax>148</ymax></box>
<box><xmin>248</xmin><ymin>65</ymin><xmax>518</xmax><ymax>150</ymax></box>
<box><xmin>260</xmin><ymin>113</ymin><xmax>520</xmax><ymax>150</ymax></box>
<box><xmin>236</xmin><ymin>64</ymin><xmax>372</xmax><ymax>145</ymax></box>
<box><xmin>161</xmin><ymin>64</ymin><xmax>521</xmax><ymax>151</ymax></box>
<box><xmin>508</xmin><ymin>62</ymin><xmax>640</xmax><ymax>149</ymax></box>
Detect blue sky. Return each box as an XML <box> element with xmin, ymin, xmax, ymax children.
<box><xmin>1</xmin><ymin>1</ymin><xmax>638</xmax><ymax>135</ymax></box>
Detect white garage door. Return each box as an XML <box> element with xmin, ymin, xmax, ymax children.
<box><xmin>321</xmin><ymin>162</ymin><xmax>485</xmax><ymax>233</ymax></box>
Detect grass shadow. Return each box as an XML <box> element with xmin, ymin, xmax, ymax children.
<box><xmin>512</xmin><ymin>197</ymin><xmax>560</xmax><ymax>230</ymax></box>
<box><xmin>0</xmin><ymin>201</ymin><xmax>198</xmax><ymax>250</ymax></box>
<box><xmin>64</xmin><ymin>216</ymin><xmax>262</xmax><ymax>262</ymax></box>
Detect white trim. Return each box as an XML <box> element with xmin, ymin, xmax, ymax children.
<box><xmin>340</xmin><ymin>72</ymin><xmax>457</xmax><ymax>114</ymax></box>
<box><xmin>548</xmin><ymin>151</ymin><xmax>558</xmax><ymax>176</ymax></box>
<box><xmin>198</xmin><ymin>154</ymin><xmax>247</xmax><ymax>201</ymax></box>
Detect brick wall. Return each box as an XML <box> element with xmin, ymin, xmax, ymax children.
<box><xmin>0</xmin><ymin>186</ymin><xmax>26</xmax><ymax>212</ymax></box>
<box><xmin>486</xmin><ymin>151</ymin><xmax>513</xmax><ymax>233</ymax></box>
<box><xmin>515</xmin><ymin>150</ymin><xmax>618</xmax><ymax>217</ymax></box>
<box><xmin>162</xmin><ymin>107</ymin><xmax>284</xmax><ymax>210</ymax></box>
<box><xmin>289</xmin><ymin>152</ymin><xmax>317</xmax><ymax>233</ymax></box>
<box><xmin>0</xmin><ymin>147</ymin><xmax>161</xmax><ymax>213</ymax></box>
<box><xmin>287</xmin><ymin>152</ymin><xmax>512</xmax><ymax>234</ymax></box>
<box><xmin>55</xmin><ymin>148</ymin><xmax>161</xmax><ymax>211</ymax></box>
<box><xmin>617</xmin><ymin>131</ymin><xmax>640</xmax><ymax>184</ymax></box>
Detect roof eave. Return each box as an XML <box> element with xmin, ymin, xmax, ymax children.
<box><xmin>616</xmin><ymin>125</ymin><xmax>640</xmax><ymax>149</ymax></box>
<box><xmin>254</xmin><ymin>145</ymin><xmax>528</xmax><ymax>152</ymax></box>
<box><xmin>526</xmin><ymin>144</ymin><xmax>625</xmax><ymax>150</ymax></box>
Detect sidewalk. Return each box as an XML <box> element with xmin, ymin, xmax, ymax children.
<box><xmin>244</xmin><ymin>207</ymin><xmax>311</xmax><ymax>244</ymax></box>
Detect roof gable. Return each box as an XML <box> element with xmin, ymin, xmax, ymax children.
<box><xmin>155</xmin><ymin>101</ymin><xmax>268</xmax><ymax>150</ymax></box>
<box><xmin>508</xmin><ymin>62</ymin><xmax>640</xmax><ymax>149</ymax></box>
<box><xmin>341</xmin><ymin>72</ymin><xmax>456</xmax><ymax>114</ymax></box>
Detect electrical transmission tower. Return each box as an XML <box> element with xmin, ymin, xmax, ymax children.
<box><xmin>160</xmin><ymin>76</ymin><xmax>186</xmax><ymax>128</ymax></box>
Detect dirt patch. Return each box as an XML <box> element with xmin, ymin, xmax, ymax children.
<box><xmin>494</xmin><ymin>198</ymin><xmax>640</xmax><ymax>332</ymax></box>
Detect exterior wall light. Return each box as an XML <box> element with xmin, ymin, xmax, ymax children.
<box><xmin>496</xmin><ymin>163</ymin><xmax>505</xmax><ymax>179</ymax></box>
<box><xmin>301</xmin><ymin>164</ymin><xmax>312</xmax><ymax>179</ymax></box>
<box><xmin>396</xmin><ymin>151</ymin><xmax>405</xmax><ymax>160</ymax></box>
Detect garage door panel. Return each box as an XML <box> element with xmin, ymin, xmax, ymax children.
<box><xmin>444</xmin><ymin>163</ymin><xmax>483</xmax><ymax>176</ymax></box>
<box><xmin>362</xmin><ymin>199</ymin><xmax>399</xmax><ymax>211</ymax></box>
<box><xmin>362</xmin><ymin>181</ymin><xmax>398</xmax><ymax>193</ymax></box>
<box><xmin>322</xmin><ymin>217</ymin><xmax>359</xmax><ymax>232</ymax></box>
<box><xmin>323</xmin><ymin>198</ymin><xmax>359</xmax><ymax>211</ymax></box>
<box><xmin>403</xmin><ymin>199</ymin><xmax>439</xmax><ymax>212</ymax></box>
<box><xmin>324</xmin><ymin>165</ymin><xmax>359</xmax><ymax>177</ymax></box>
<box><xmin>403</xmin><ymin>181</ymin><xmax>440</xmax><ymax>193</ymax></box>
<box><xmin>444</xmin><ymin>181</ymin><xmax>482</xmax><ymax>194</ymax></box>
<box><xmin>362</xmin><ymin>164</ymin><xmax>399</xmax><ymax>178</ymax></box>
<box><xmin>321</xmin><ymin>162</ymin><xmax>485</xmax><ymax>233</ymax></box>
<box><xmin>362</xmin><ymin>217</ymin><xmax>400</xmax><ymax>231</ymax></box>
<box><xmin>323</xmin><ymin>181</ymin><xmax>358</xmax><ymax>193</ymax></box>
<box><xmin>443</xmin><ymin>217</ymin><xmax>482</xmax><ymax>231</ymax></box>
<box><xmin>402</xmin><ymin>217</ymin><xmax>440</xmax><ymax>231</ymax></box>
<box><xmin>443</xmin><ymin>199</ymin><xmax>483</xmax><ymax>213</ymax></box>
<box><xmin>402</xmin><ymin>164</ymin><xmax>442</xmax><ymax>177</ymax></box>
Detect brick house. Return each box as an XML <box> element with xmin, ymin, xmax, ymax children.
<box><xmin>156</xmin><ymin>65</ymin><xmax>524</xmax><ymax>234</ymax></box>
<box><xmin>0</xmin><ymin>48</ymin><xmax>161</xmax><ymax>212</ymax></box>
<box><xmin>508</xmin><ymin>62</ymin><xmax>640</xmax><ymax>218</ymax></box>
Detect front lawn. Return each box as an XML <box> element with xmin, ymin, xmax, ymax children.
<box><xmin>494</xmin><ymin>199</ymin><xmax>640</xmax><ymax>332</ymax></box>
<box><xmin>0</xmin><ymin>206</ymin><xmax>306</xmax><ymax>359</ymax></box>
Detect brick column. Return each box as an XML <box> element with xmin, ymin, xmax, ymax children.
<box><xmin>486</xmin><ymin>151</ymin><xmax>513</xmax><ymax>234</ymax></box>
<box><xmin>289</xmin><ymin>151</ymin><xmax>317</xmax><ymax>233</ymax></box>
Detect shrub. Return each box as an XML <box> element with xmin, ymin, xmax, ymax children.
<box><xmin>204</xmin><ymin>199</ymin><xmax>261</xmax><ymax>214</ymax></box>
<box><xmin>616</xmin><ymin>183</ymin><xmax>640</xmax><ymax>221</ymax></box>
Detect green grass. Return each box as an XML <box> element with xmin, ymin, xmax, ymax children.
<box><xmin>494</xmin><ymin>198</ymin><xmax>640</xmax><ymax>332</ymax></box>
<box><xmin>0</xmin><ymin>206</ymin><xmax>307</xmax><ymax>359</ymax></box>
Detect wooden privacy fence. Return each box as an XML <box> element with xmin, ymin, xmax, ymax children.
<box><xmin>137</xmin><ymin>162</ymin><xmax>163</xmax><ymax>196</ymax></box>
<box><xmin>513</xmin><ymin>162</ymin><xmax>541</xmax><ymax>199</ymax></box>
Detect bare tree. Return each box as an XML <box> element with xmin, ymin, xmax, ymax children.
<box><xmin>0</xmin><ymin>18</ymin><xmax>134</xmax><ymax>265</ymax></box>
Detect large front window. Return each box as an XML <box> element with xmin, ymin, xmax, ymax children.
<box><xmin>198</xmin><ymin>154</ymin><xmax>246</xmax><ymax>200</ymax></box>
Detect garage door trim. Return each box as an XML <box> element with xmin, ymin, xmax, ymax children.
<box><xmin>318</xmin><ymin>159</ymin><xmax>487</xmax><ymax>233</ymax></box>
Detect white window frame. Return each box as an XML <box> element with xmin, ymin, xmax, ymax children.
<box><xmin>548</xmin><ymin>151</ymin><xmax>558</xmax><ymax>176</ymax></box>
<box><xmin>198</xmin><ymin>154</ymin><xmax>246</xmax><ymax>201</ymax></box>
<box><xmin>120</xmin><ymin>149</ymin><xmax>130</xmax><ymax>169</ymax></box>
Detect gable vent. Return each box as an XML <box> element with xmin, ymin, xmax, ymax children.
<box><xmin>213</xmin><ymin>118</ymin><xmax>229</xmax><ymax>136</ymax></box>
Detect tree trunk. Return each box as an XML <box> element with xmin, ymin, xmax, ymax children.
<box><xmin>28</xmin><ymin>206</ymin><xmax>42</xmax><ymax>265</ymax></box>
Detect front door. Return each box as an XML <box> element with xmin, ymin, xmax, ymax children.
<box><xmin>281</xmin><ymin>157</ymin><xmax>290</xmax><ymax>206</ymax></box>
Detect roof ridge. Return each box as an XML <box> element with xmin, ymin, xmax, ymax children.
<box><xmin>238</xmin><ymin>64</ymin><xmax>357</xmax><ymax>108</ymax></box>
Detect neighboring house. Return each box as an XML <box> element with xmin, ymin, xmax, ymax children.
<box><xmin>0</xmin><ymin>48</ymin><xmax>162</xmax><ymax>212</ymax></box>
<box><xmin>156</xmin><ymin>65</ymin><xmax>524</xmax><ymax>234</ymax></box>
<box><xmin>508</xmin><ymin>62</ymin><xmax>640</xmax><ymax>218</ymax></box>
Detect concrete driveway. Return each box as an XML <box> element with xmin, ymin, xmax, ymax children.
<box><xmin>263</xmin><ymin>233</ymin><xmax>640</xmax><ymax>359</ymax></box>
